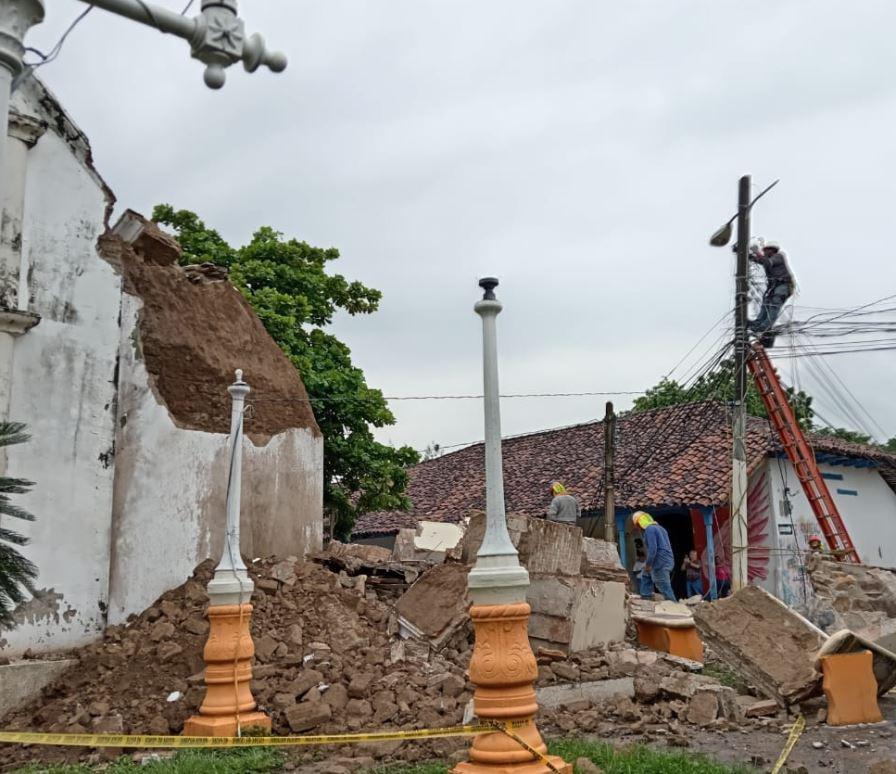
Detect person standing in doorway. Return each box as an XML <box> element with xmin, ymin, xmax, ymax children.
<box><xmin>714</xmin><ymin>555</ymin><xmax>732</xmax><ymax>598</ymax></box>
<box><xmin>681</xmin><ymin>549</ymin><xmax>704</xmax><ymax>599</ymax></box>
<box><xmin>546</xmin><ymin>482</ymin><xmax>581</xmax><ymax>524</ymax></box>
<box><xmin>631</xmin><ymin>511</ymin><xmax>677</xmax><ymax>601</ymax></box>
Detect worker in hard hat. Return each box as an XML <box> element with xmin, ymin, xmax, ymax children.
<box><xmin>808</xmin><ymin>534</ymin><xmax>824</xmax><ymax>553</ymax></box>
<box><xmin>747</xmin><ymin>239</ymin><xmax>795</xmax><ymax>347</ymax></box>
<box><xmin>546</xmin><ymin>482</ymin><xmax>581</xmax><ymax>524</ymax></box>
<box><xmin>631</xmin><ymin>511</ymin><xmax>677</xmax><ymax>601</ymax></box>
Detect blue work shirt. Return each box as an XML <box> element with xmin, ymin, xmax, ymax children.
<box><xmin>643</xmin><ymin>523</ymin><xmax>674</xmax><ymax>571</ymax></box>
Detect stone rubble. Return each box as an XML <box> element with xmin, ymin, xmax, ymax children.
<box><xmin>0</xmin><ymin>545</ymin><xmax>786</xmax><ymax>770</ymax></box>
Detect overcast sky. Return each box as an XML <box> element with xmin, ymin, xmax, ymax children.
<box><xmin>30</xmin><ymin>1</ymin><xmax>896</xmax><ymax>452</ymax></box>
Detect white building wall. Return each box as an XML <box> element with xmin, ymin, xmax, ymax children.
<box><xmin>1</xmin><ymin>94</ymin><xmax>120</xmax><ymax>653</ymax></box>
<box><xmin>107</xmin><ymin>295</ymin><xmax>323</xmax><ymax>624</ymax></box>
<box><xmin>763</xmin><ymin>457</ymin><xmax>896</xmax><ymax>607</ymax></box>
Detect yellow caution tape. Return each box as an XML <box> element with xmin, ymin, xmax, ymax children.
<box><xmin>0</xmin><ymin>721</ymin><xmax>529</xmax><ymax>749</ymax></box>
<box><xmin>770</xmin><ymin>714</ymin><xmax>805</xmax><ymax>774</ymax></box>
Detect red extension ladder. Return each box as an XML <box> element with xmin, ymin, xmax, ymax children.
<box><xmin>747</xmin><ymin>343</ymin><xmax>861</xmax><ymax>562</ymax></box>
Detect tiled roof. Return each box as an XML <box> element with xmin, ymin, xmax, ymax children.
<box><xmin>354</xmin><ymin>401</ymin><xmax>896</xmax><ymax>538</ymax></box>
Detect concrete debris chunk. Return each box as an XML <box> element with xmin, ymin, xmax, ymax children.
<box><xmin>693</xmin><ymin>585</ymin><xmax>827</xmax><ymax>707</ymax></box>
<box><xmin>580</xmin><ymin>536</ymin><xmax>629</xmax><ymax>584</ymax></box>
<box><xmin>528</xmin><ymin>574</ymin><xmax>626</xmax><ymax>652</ymax></box>
<box><xmin>285</xmin><ymin>701</ymin><xmax>331</xmax><ymax>732</ymax></box>
<box><xmin>395</xmin><ymin>563</ymin><xmax>470</xmax><ymax>649</ymax></box>
<box><xmin>744</xmin><ymin>699</ymin><xmax>779</xmax><ymax>717</ymax></box>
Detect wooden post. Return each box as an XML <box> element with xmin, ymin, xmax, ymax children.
<box><xmin>604</xmin><ymin>401</ymin><xmax>616</xmax><ymax>543</ymax></box>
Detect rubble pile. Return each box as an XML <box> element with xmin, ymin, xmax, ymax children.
<box><xmin>0</xmin><ymin>557</ymin><xmax>475</xmax><ymax>768</ymax></box>
<box><xmin>531</xmin><ymin>643</ymin><xmax>777</xmax><ymax>745</ymax></box>
<box><xmin>805</xmin><ymin>554</ymin><xmax>896</xmax><ymax>638</ymax></box>
<box><xmin>1</xmin><ymin>544</ymin><xmax>789</xmax><ymax>769</ymax></box>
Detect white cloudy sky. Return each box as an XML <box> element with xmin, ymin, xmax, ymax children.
<box><xmin>29</xmin><ymin>1</ymin><xmax>896</xmax><ymax>452</ymax></box>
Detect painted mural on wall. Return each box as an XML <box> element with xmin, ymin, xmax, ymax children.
<box><xmin>696</xmin><ymin>471</ymin><xmax>772</xmax><ymax>584</ymax></box>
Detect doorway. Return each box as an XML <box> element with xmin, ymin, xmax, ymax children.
<box><xmin>652</xmin><ymin>509</ymin><xmax>696</xmax><ymax>600</ymax></box>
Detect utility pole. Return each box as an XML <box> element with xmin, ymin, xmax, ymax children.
<box><xmin>731</xmin><ymin>174</ymin><xmax>751</xmax><ymax>592</ymax></box>
<box><xmin>603</xmin><ymin>401</ymin><xmax>616</xmax><ymax>543</ymax></box>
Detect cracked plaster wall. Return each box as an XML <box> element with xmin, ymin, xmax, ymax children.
<box><xmin>2</xmin><ymin>86</ymin><xmax>120</xmax><ymax>655</ymax></box>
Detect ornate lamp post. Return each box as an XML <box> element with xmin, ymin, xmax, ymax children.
<box><xmin>453</xmin><ymin>279</ymin><xmax>570</xmax><ymax>774</ymax></box>
<box><xmin>183</xmin><ymin>370</ymin><xmax>270</xmax><ymax>737</ymax></box>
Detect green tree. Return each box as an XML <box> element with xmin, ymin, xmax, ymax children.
<box><xmin>885</xmin><ymin>437</ymin><xmax>896</xmax><ymax>453</ymax></box>
<box><xmin>632</xmin><ymin>357</ymin><xmax>815</xmax><ymax>430</ymax></box>
<box><xmin>814</xmin><ymin>426</ymin><xmax>874</xmax><ymax>445</ymax></box>
<box><xmin>153</xmin><ymin>205</ymin><xmax>419</xmax><ymax>540</ymax></box>
<box><xmin>0</xmin><ymin>422</ymin><xmax>37</xmax><ymax>627</ymax></box>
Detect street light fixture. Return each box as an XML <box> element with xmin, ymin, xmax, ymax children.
<box><xmin>708</xmin><ymin>179</ymin><xmax>779</xmax><ymax>247</ymax></box>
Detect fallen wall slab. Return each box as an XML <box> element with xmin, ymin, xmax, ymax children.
<box><xmin>528</xmin><ymin>575</ymin><xmax>627</xmax><ymax>652</ymax></box>
<box><xmin>0</xmin><ymin>660</ymin><xmax>76</xmax><ymax>720</ymax></box>
<box><xmin>395</xmin><ymin>563</ymin><xmax>470</xmax><ymax>649</ymax></box>
<box><xmin>693</xmin><ymin>585</ymin><xmax>827</xmax><ymax>707</ymax></box>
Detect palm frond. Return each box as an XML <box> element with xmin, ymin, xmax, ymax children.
<box><xmin>0</xmin><ymin>477</ymin><xmax>34</xmax><ymax>494</ymax></box>
<box><xmin>0</xmin><ymin>502</ymin><xmax>35</xmax><ymax>522</ymax></box>
<box><xmin>0</xmin><ymin>422</ymin><xmax>30</xmax><ymax>448</ymax></box>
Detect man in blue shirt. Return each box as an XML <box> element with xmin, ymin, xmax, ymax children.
<box><xmin>631</xmin><ymin>511</ymin><xmax>677</xmax><ymax>601</ymax></box>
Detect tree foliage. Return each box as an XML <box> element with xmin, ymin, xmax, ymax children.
<box><xmin>153</xmin><ymin>205</ymin><xmax>419</xmax><ymax>539</ymax></box>
<box><xmin>0</xmin><ymin>422</ymin><xmax>37</xmax><ymax>628</ymax></box>
<box><xmin>813</xmin><ymin>426</ymin><xmax>874</xmax><ymax>445</ymax></box>
<box><xmin>632</xmin><ymin>357</ymin><xmax>814</xmax><ymax>430</ymax></box>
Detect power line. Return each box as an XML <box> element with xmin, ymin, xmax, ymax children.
<box><xmin>16</xmin><ymin>6</ymin><xmax>94</xmax><ymax>89</ymax></box>
<box><xmin>383</xmin><ymin>390</ymin><xmax>645</xmax><ymax>401</ymax></box>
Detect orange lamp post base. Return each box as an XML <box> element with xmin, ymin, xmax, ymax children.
<box><xmin>451</xmin><ymin>603</ymin><xmax>571</xmax><ymax>774</ymax></box>
<box><xmin>183</xmin><ymin>603</ymin><xmax>271</xmax><ymax>737</ymax></box>
<box><xmin>821</xmin><ymin>651</ymin><xmax>883</xmax><ymax>727</ymax></box>
<box><xmin>635</xmin><ymin>620</ymin><xmax>704</xmax><ymax>662</ymax></box>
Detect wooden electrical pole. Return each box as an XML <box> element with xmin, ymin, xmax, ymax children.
<box><xmin>731</xmin><ymin>175</ymin><xmax>751</xmax><ymax>591</ymax></box>
<box><xmin>604</xmin><ymin>401</ymin><xmax>616</xmax><ymax>543</ymax></box>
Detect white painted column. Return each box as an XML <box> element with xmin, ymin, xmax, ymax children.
<box><xmin>0</xmin><ymin>112</ymin><xmax>43</xmax><ymax>474</ymax></box>
<box><xmin>0</xmin><ymin>0</ymin><xmax>45</xmax><ymax>211</ymax></box>
<box><xmin>206</xmin><ymin>369</ymin><xmax>254</xmax><ymax>606</ymax></box>
<box><xmin>467</xmin><ymin>277</ymin><xmax>529</xmax><ymax>606</ymax></box>
<box><xmin>1</xmin><ymin>111</ymin><xmax>46</xmax><ymax>310</ymax></box>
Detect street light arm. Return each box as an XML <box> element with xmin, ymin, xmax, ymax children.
<box><xmin>77</xmin><ymin>0</ymin><xmax>195</xmax><ymax>38</ymax></box>
<box><xmin>75</xmin><ymin>0</ymin><xmax>287</xmax><ymax>88</ymax></box>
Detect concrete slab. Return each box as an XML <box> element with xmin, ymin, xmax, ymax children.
<box><xmin>528</xmin><ymin>575</ymin><xmax>627</xmax><ymax>652</ymax></box>
<box><xmin>537</xmin><ymin>678</ymin><xmax>635</xmax><ymax>709</ymax></box>
<box><xmin>693</xmin><ymin>585</ymin><xmax>827</xmax><ymax>707</ymax></box>
<box><xmin>461</xmin><ymin>512</ymin><xmax>581</xmax><ymax>576</ymax></box>
<box><xmin>0</xmin><ymin>660</ymin><xmax>75</xmax><ymax>719</ymax></box>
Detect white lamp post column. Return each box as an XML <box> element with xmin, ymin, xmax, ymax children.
<box><xmin>467</xmin><ymin>278</ymin><xmax>529</xmax><ymax>604</ymax></box>
<box><xmin>453</xmin><ymin>278</ymin><xmax>570</xmax><ymax>774</ymax></box>
<box><xmin>207</xmin><ymin>369</ymin><xmax>253</xmax><ymax>606</ymax></box>
<box><xmin>184</xmin><ymin>369</ymin><xmax>270</xmax><ymax>738</ymax></box>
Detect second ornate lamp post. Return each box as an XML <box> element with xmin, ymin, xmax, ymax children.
<box><xmin>452</xmin><ymin>279</ymin><xmax>570</xmax><ymax>774</ymax></box>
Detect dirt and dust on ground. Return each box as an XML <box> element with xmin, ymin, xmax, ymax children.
<box><xmin>3</xmin><ymin>538</ymin><xmax>896</xmax><ymax>773</ymax></box>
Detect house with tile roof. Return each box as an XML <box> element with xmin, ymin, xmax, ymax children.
<box><xmin>353</xmin><ymin>401</ymin><xmax>896</xmax><ymax>604</ymax></box>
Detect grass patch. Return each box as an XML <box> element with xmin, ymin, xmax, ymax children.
<box><xmin>551</xmin><ymin>739</ymin><xmax>757</xmax><ymax>773</ymax></box>
<box><xmin>11</xmin><ymin>740</ymin><xmax>756</xmax><ymax>774</ymax></box>
<box><xmin>10</xmin><ymin>748</ymin><xmax>283</xmax><ymax>774</ymax></box>
<box><xmin>701</xmin><ymin>663</ymin><xmax>751</xmax><ymax>695</ymax></box>
<box><xmin>366</xmin><ymin>739</ymin><xmax>757</xmax><ymax>774</ymax></box>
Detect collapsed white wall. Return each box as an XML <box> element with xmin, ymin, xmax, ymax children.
<box><xmin>107</xmin><ymin>293</ymin><xmax>322</xmax><ymax>623</ymax></box>
<box><xmin>1</xmin><ymin>81</ymin><xmax>324</xmax><ymax>655</ymax></box>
